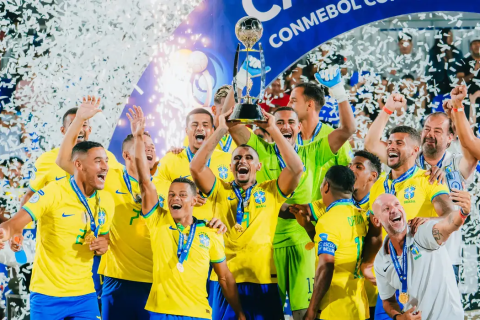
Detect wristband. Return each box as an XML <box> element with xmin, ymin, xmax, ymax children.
<box><xmin>383</xmin><ymin>107</ymin><xmax>393</xmax><ymax>115</ymax></box>
<box><xmin>453</xmin><ymin>108</ymin><xmax>464</xmax><ymax>112</ymax></box>
<box><xmin>393</xmin><ymin>314</ymin><xmax>402</xmax><ymax>320</ymax></box>
<box><xmin>459</xmin><ymin>209</ymin><xmax>469</xmax><ymax>221</ymax></box>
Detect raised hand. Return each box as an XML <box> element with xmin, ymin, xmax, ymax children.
<box><xmin>451</xmin><ymin>85</ymin><xmax>467</xmax><ymax>107</ymax></box>
<box><xmin>450</xmin><ymin>183</ymin><xmax>471</xmax><ymax>215</ymax></box>
<box><xmin>10</xmin><ymin>234</ymin><xmax>23</xmax><ymax>252</ymax></box>
<box><xmin>253</xmin><ymin>109</ymin><xmax>275</xmax><ymax>133</ymax></box>
<box><xmin>315</xmin><ymin>65</ymin><xmax>341</xmax><ymax>88</ymax></box>
<box><xmin>207</xmin><ymin>218</ymin><xmax>227</xmax><ymax>234</ymax></box>
<box><xmin>442</xmin><ymin>99</ymin><xmax>453</xmax><ymax>118</ymax></box>
<box><xmin>384</xmin><ymin>93</ymin><xmax>406</xmax><ymax>113</ymax></box>
<box><xmin>126</xmin><ymin>105</ymin><xmax>146</xmax><ymax>137</ymax></box>
<box><xmin>77</xmin><ymin>95</ymin><xmax>102</xmax><ymax>121</ymax></box>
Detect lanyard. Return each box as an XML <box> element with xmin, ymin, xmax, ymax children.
<box><xmin>122</xmin><ymin>167</ymin><xmax>140</xmax><ymax>203</ymax></box>
<box><xmin>353</xmin><ymin>193</ymin><xmax>370</xmax><ymax>208</ymax></box>
<box><xmin>70</xmin><ymin>176</ymin><xmax>98</xmax><ymax>237</ymax></box>
<box><xmin>384</xmin><ymin>166</ymin><xmax>417</xmax><ymax>195</ymax></box>
<box><xmin>186</xmin><ymin>147</ymin><xmax>210</xmax><ymax>167</ymax></box>
<box><xmin>298</xmin><ymin>121</ymin><xmax>322</xmax><ymax>146</ymax></box>
<box><xmin>176</xmin><ymin>218</ymin><xmax>197</xmax><ymax>267</ymax></box>
<box><xmin>232</xmin><ymin>181</ymin><xmax>256</xmax><ymax>226</ymax></box>
<box><xmin>326</xmin><ymin>198</ymin><xmax>353</xmax><ymax>212</ymax></box>
<box><xmin>419</xmin><ymin>152</ymin><xmax>446</xmax><ymax>170</ymax></box>
<box><xmin>274</xmin><ymin>144</ymin><xmax>302</xmax><ymax>171</ymax></box>
<box><xmin>389</xmin><ymin>239</ymin><xmax>408</xmax><ymax>297</ymax></box>
<box><xmin>218</xmin><ymin>134</ymin><xmax>233</xmax><ymax>152</ymax></box>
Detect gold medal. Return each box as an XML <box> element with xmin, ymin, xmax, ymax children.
<box><xmin>399</xmin><ymin>292</ymin><xmax>409</xmax><ymax>304</ymax></box>
<box><xmin>84</xmin><ymin>234</ymin><xmax>96</xmax><ymax>245</ymax></box>
<box><xmin>234</xmin><ymin>223</ymin><xmax>244</xmax><ymax>233</ymax></box>
<box><xmin>305</xmin><ymin>242</ymin><xmax>315</xmax><ymax>250</ymax></box>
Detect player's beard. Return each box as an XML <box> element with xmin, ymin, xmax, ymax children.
<box><xmin>381</xmin><ymin>220</ymin><xmax>406</xmax><ymax>235</ymax></box>
<box><xmin>388</xmin><ymin>153</ymin><xmax>405</xmax><ymax>170</ymax></box>
<box><xmin>422</xmin><ymin>137</ymin><xmax>440</xmax><ymax>157</ymax></box>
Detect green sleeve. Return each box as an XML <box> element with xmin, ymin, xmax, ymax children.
<box><xmin>247</xmin><ymin>132</ymin><xmax>275</xmax><ymax>160</ymax></box>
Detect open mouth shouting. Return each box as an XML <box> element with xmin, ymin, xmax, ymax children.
<box><xmin>146</xmin><ymin>154</ymin><xmax>154</xmax><ymax>162</ymax></box>
<box><xmin>77</xmin><ymin>133</ymin><xmax>85</xmax><ymax>143</ymax></box>
<box><xmin>236</xmin><ymin>164</ymin><xmax>250</xmax><ymax>181</ymax></box>
<box><xmin>195</xmin><ymin>133</ymin><xmax>206</xmax><ymax>144</ymax></box>
<box><xmin>389</xmin><ymin>212</ymin><xmax>405</xmax><ymax>232</ymax></box>
<box><xmin>96</xmin><ymin>172</ymin><xmax>107</xmax><ymax>184</ymax></box>
<box><xmin>281</xmin><ymin>130</ymin><xmax>294</xmax><ymax>143</ymax></box>
<box><xmin>170</xmin><ymin>202</ymin><xmax>183</xmax><ymax>211</ymax></box>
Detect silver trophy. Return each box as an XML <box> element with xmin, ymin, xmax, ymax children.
<box><xmin>228</xmin><ymin>16</ymin><xmax>267</xmax><ymax>124</ymax></box>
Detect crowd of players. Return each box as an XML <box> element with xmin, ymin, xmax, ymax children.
<box><xmin>0</xmin><ymin>58</ymin><xmax>478</xmax><ymax>320</ymax></box>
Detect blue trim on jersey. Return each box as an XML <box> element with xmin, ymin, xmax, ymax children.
<box><xmin>28</xmin><ymin>186</ymin><xmax>38</xmax><ymax>193</ymax></box>
<box><xmin>142</xmin><ymin>201</ymin><xmax>159</xmax><ymax>218</ymax></box>
<box><xmin>22</xmin><ymin>206</ymin><xmax>37</xmax><ymax>221</ymax></box>
<box><xmin>200</xmin><ymin>177</ymin><xmax>217</xmax><ymax>198</ymax></box>
<box><xmin>431</xmin><ymin>191</ymin><xmax>449</xmax><ymax>202</ymax></box>
<box><xmin>317</xmin><ymin>240</ymin><xmax>336</xmax><ymax>256</ymax></box>
<box><xmin>276</xmin><ymin>180</ymin><xmax>293</xmax><ymax>199</ymax></box>
<box><xmin>309</xmin><ymin>203</ymin><xmax>317</xmax><ymax>222</ymax></box>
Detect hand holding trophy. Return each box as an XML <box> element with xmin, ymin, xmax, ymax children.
<box><xmin>228</xmin><ymin>16</ymin><xmax>267</xmax><ymax>124</ymax></box>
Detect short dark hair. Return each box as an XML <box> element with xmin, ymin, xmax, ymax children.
<box><xmin>424</xmin><ymin>112</ymin><xmax>454</xmax><ymax>135</ymax></box>
<box><xmin>234</xmin><ymin>144</ymin><xmax>259</xmax><ymax>159</ymax></box>
<box><xmin>294</xmin><ymin>83</ymin><xmax>325</xmax><ymax>112</ymax></box>
<box><xmin>470</xmin><ymin>39</ymin><xmax>480</xmax><ymax>47</ymax></box>
<box><xmin>398</xmin><ymin>32</ymin><xmax>413</xmax><ymax>42</ymax></box>
<box><xmin>353</xmin><ymin>150</ymin><xmax>381</xmax><ymax>179</ymax></box>
<box><xmin>72</xmin><ymin>141</ymin><xmax>104</xmax><ymax>159</ymax></box>
<box><xmin>0</xmin><ymin>156</ymin><xmax>24</xmax><ymax>168</ymax></box>
<box><xmin>122</xmin><ymin>132</ymin><xmax>152</xmax><ymax>152</ymax></box>
<box><xmin>389</xmin><ymin>125</ymin><xmax>421</xmax><ymax>145</ymax></box>
<box><xmin>214</xmin><ymin>85</ymin><xmax>231</xmax><ymax>104</ymax></box>
<box><xmin>62</xmin><ymin>107</ymin><xmax>78</xmax><ymax>126</ymax></box>
<box><xmin>273</xmin><ymin>106</ymin><xmax>299</xmax><ymax>118</ymax></box>
<box><xmin>325</xmin><ymin>165</ymin><xmax>355</xmax><ymax>194</ymax></box>
<box><xmin>186</xmin><ymin>108</ymin><xmax>214</xmax><ymax>127</ymax></box>
<box><xmin>171</xmin><ymin>177</ymin><xmax>196</xmax><ymax>195</ymax></box>
<box><xmin>401</xmin><ymin>74</ymin><xmax>415</xmax><ymax>81</ymax></box>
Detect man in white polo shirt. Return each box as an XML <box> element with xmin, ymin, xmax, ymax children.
<box><xmin>371</xmin><ymin>193</ymin><xmax>466</xmax><ymax>320</ymax></box>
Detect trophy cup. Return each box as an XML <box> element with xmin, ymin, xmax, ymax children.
<box><xmin>228</xmin><ymin>16</ymin><xmax>267</xmax><ymax>124</ymax></box>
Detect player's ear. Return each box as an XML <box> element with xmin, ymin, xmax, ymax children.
<box><xmin>191</xmin><ymin>192</ymin><xmax>197</xmax><ymax>207</ymax></box>
<box><xmin>60</xmin><ymin>126</ymin><xmax>66</xmax><ymax>135</ymax></box>
<box><xmin>122</xmin><ymin>151</ymin><xmax>130</xmax><ymax>162</ymax></box>
<box><xmin>256</xmin><ymin>162</ymin><xmax>262</xmax><ymax>172</ymax></box>
<box><xmin>370</xmin><ymin>213</ymin><xmax>381</xmax><ymax>228</ymax></box>
<box><xmin>369</xmin><ymin>171</ymin><xmax>378</xmax><ymax>183</ymax></box>
<box><xmin>211</xmin><ymin>105</ymin><xmax>216</xmax><ymax>116</ymax></box>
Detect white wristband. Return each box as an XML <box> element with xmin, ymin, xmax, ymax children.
<box><xmin>328</xmin><ymin>83</ymin><xmax>348</xmax><ymax>103</ymax></box>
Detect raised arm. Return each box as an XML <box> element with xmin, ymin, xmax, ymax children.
<box><xmin>315</xmin><ymin>66</ymin><xmax>356</xmax><ymax>154</ymax></box>
<box><xmin>0</xmin><ymin>208</ymin><xmax>33</xmax><ymax>245</ymax></box>
<box><xmin>432</xmin><ymin>191</ymin><xmax>470</xmax><ymax>245</ymax></box>
<box><xmin>222</xmin><ymin>87</ymin><xmax>251</xmax><ymax>146</ymax></box>
<box><xmin>126</xmin><ymin>106</ymin><xmax>157</xmax><ymax>214</ymax></box>
<box><xmin>305</xmin><ymin>254</ymin><xmax>335</xmax><ymax>320</ymax></box>
<box><xmin>254</xmin><ymin>110</ymin><xmax>303</xmax><ymax>196</ymax></box>
<box><xmin>364</xmin><ymin>93</ymin><xmax>405</xmax><ymax>164</ymax></box>
<box><xmin>56</xmin><ymin>96</ymin><xmax>102</xmax><ymax>175</ymax></box>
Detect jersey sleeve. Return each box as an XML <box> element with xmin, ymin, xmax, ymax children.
<box><xmin>97</xmin><ymin>191</ymin><xmax>115</xmax><ymax>235</ymax></box>
<box><xmin>22</xmin><ymin>184</ymin><xmax>56</xmax><ymax>221</ymax></box>
<box><xmin>28</xmin><ymin>153</ymin><xmax>51</xmax><ymax>192</ymax></box>
<box><xmin>315</xmin><ymin>216</ymin><xmax>341</xmax><ymax>256</ymax></box>
<box><xmin>426</xmin><ymin>180</ymin><xmax>450</xmax><ymax>202</ymax></box>
<box><xmin>141</xmin><ymin>201</ymin><xmax>167</xmax><ymax>229</ymax></box>
<box><xmin>309</xmin><ymin>200</ymin><xmax>326</xmax><ymax>223</ymax></box>
<box><xmin>335</xmin><ymin>141</ymin><xmax>353</xmax><ymax>166</ymax></box>
<box><xmin>374</xmin><ymin>264</ymin><xmax>397</xmax><ymax>300</ymax></box>
<box><xmin>414</xmin><ymin>219</ymin><xmax>442</xmax><ymax>251</ymax></box>
<box><xmin>209</xmin><ymin>232</ymin><xmax>226</xmax><ymax>263</ymax></box>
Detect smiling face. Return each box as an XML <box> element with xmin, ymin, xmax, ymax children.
<box><xmin>168</xmin><ymin>182</ymin><xmax>196</xmax><ymax>221</ymax></box>
<box><xmin>186</xmin><ymin>113</ymin><xmax>214</xmax><ymax>151</ymax></box>
<box><xmin>274</xmin><ymin>110</ymin><xmax>300</xmax><ymax>146</ymax></box>
<box><xmin>373</xmin><ymin>194</ymin><xmax>407</xmax><ymax>235</ymax></box>
<box><xmin>75</xmin><ymin>147</ymin><xmax>109</xmax><ymax>190</ymax></box>
<box><xmin>288</xmin><ymin>87</ymin><xmax>310</xmax><ymax>120</ymax></box>
<box><xmin>386</xmin><ymin>132</ymin><xmax>418</xmax><ymax>170</ymax></box>
<box><xmin>421</xmin><ymin>115</ymin><xmax>452</xmax><ymax>157</ymax></box>
<box><xmin>230</xmin><ymin>146</ymin><xmax>261</xmax><ymax>184</ymax></box>
<box><xmin>62</xmin><ymin>114</ymin><xmax>91</xmax><ymax>144</ymax></box>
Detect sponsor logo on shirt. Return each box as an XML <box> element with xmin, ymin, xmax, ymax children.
<box><xmin>62</xmin><ymin>213</ymin><xmax>74</xmax><ymax>218</ymax></box>
<box><xmin>115</xmin><ymin>190</ymin><xmax>128</xmax><ymax>195</ymax></box>
<box><xmin>199</xmin><ymin>232</ymin><xmax>210</xmax><ymax>249</ymax></box>
<box><xmin>55</xmin><ymin>176</ymin><xmax>66</xmax><ymax>181</ymax></box>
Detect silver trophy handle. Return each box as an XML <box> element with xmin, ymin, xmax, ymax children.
<box><xmin>256</xmin><ymin>43</ymin><xmax>266</xmax><ymax>105</ymax></box>
<box><xmin>232</xmin><ymin>44</ymin><xmax>240</xmax><ymax>104</ymax></box>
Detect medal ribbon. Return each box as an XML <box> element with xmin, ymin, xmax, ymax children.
<box><xmin>298</xmin><ymin>120</ymin><xmax>322</xmax><ymax>146</ymax></box>
<box><xmin>274</xmin><ymin>144</ymin><xmax>303</xmax><ymax>171</ymax></box>
<box><xmin>218</xmin><ymin>134</ymin><xmax>233</xmax><ymax>152</ymax></box>
<box><xmin>232</xmin><ymin>181</ymin><xmax>256</xmax><ymax>227</ymax></box>
<box><xmin>176</xmin><ymin>218</ymin><xmax>198</xmax><ymax>267</ymax></box>
<box><xmin>186</xmin><ymin>147</ymin><xmax>210</xmax><ymax>167</ymax></box>
<box><xmin>353</xmin><ymin>193</ymin><xmax>369</xmax><ymax>209</ymax></box>
<box><xmin>70</xmin><ymin>176</ymin><xmax>98</xmax><ymax>237</ymax></box>
<box><xmin>122</xmin><ymin>167</ymin><xmax>140</xmax><ymax>203</ymax></box>
<box><xmin>326</xmin><ymin>198</ymin><xmax>353</xmax><ymax>212</ymax></box>
<box><xmin>389</xmin><ymin>239</ymin><xmax>408</xmax><ymax>299</ymax></box>
<box><xmin>384</xmin><ymin>165</ymin><xmax>417</xmax><ymax>195</ymax></box>
<box><xmin>419</xmin><ymin>152</ymin><xmax>446</xmax><ymax>170</ymax></box>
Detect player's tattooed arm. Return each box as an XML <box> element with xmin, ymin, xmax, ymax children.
<box><xmin>56</xmin><ymin>96</ymin><xmax>102</xmax><ymax>175</ymax></box>
<box><xmin>127</xmin><ymin>106</ymin><xmax>158</xmax><ymax>214</ymax></box>
<box><xmin>221</xmin><ymin>87</ymin><xmax>251</xmax><ymax>146</ymax></box>
<box><xmin>305</xmin><ymin>254</ymin><xmax>335</xmax><ymax>320</ymax></box>
<box><xmin>190</xmin><ymin>113</ymin><xmax>229</xmax><ymax>195</ymax></box>
<box><xmin>431</xmin><ymin>195</ymin><xmax>468</xmax><ymax>246</ymax></box>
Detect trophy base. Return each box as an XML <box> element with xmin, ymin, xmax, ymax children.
<box><xmin>228</xmin><ymin>103</ymin><xmax>266</xmax><ymax>124</ymax></box>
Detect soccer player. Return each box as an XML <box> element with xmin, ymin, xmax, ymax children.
<box><xmin>190</xmin><ymin>108</ymin><xmax>305</xmax><ymax>319</ymax></box>
<box><xmin>0</xmin><ymin>141</ymin><xmax>114</xmax><ymax>319</ymax></box>
<box><xmin>304</xmin><ymin>166</ymin><xmax>369</xmax><ymax>320</ymax></box>
<box><xmin>155</xmin><ymin>108</ymin><xmax>233</xmax><ymax>221</ymax></box>
<box><xmin>55</xmin><ymin>101</ymin><xmax>159</xmax><ymax>319</ymax></box>
<box><xmin>372</xmin><ymin>193</ymin><xmax>465</xmax><ymax>320</ymax></box>
<box><xmin>222</xmin><ymin>66</ymin><xmax>356</xmax><ymax>318</ymax></box>
<box><xmin>127</xmin><ymin>106</ymin><xmax>245</xmax><ymax>320</ymax></box>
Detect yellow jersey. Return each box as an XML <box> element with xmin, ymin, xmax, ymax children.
<box><xmin>205</xmin><ymin>179</ymin><xmax>289</xmax><ymax>284</ymax></box>
<box><xmin>153</xmin><ymin>148</ymin><xmax>233</xmax><ymax>220</ymax></box>
<box><xmin>22</xmin><ymin>177</ymin><xmax>114</xmax><ymax>297</ymax></box>
<box><xmin>369</xmin><ymin>167</ymin><xmax>449</xmax><ymax>222</ymax></box>
<box><xmin>29</xmin><ymin>147</ymin><xmax>123</xmax><ymax>192</ymax></box>
<box><xmin>182</xmin><ymin>134</ymin><xmax>237</xmax><ymax>153</ymax></box>
<box><xmin>313</xmin><ymin>200</ymin><xmax>369</xmax><ymax>320</ymax></box>
<box><xmin>142</xmin><ymin>203</ymin><xmax>225</xmax><ymax>318</ymax></box>
<box><xmin>100</xmin><ymin>167</ymin><xmax>156</xmax><ymax>283</ymax></box>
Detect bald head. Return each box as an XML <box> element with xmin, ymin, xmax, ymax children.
<box><xmin>372</xmin><ymin>194</ymin><xmax>407</xmax><ymax>235</ymax></box>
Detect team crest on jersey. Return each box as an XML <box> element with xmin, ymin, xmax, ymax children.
<box><xmin>218</xmin><ymin>166</ymin><xmax>228</xmax><ymax>180</ymax></box>
<box><xmin>199</xmin><ymin>232</ymin><xmax>210</xmax><ymax>249</ymax></box>
<box><xmin>158</xmin><ymin>195</ymin><xmax>165</xmax><ymax>208</ymax></box>
<box><xmin>98</xmin><ymin>209</ymin><xmax>106</xmax><ymax>226</ymax></box>
<box><xmin>253</xmin><ymin>190</ymin><xmax>266</xmax><ymax>205</ymax></box>
<box><xmin>404</xmin><ymin>186</ymin><xmax>416</xmax><ymax>202</ymax></box>
<box><xmin>29</xmin><ymin>193</ymin><xmax>40</xmax><ymax>203</ymax></box>
<box><xmin>411</xmin><ymin>243</ymin><xmax>422</xmax><ymax>260</ymax></box>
